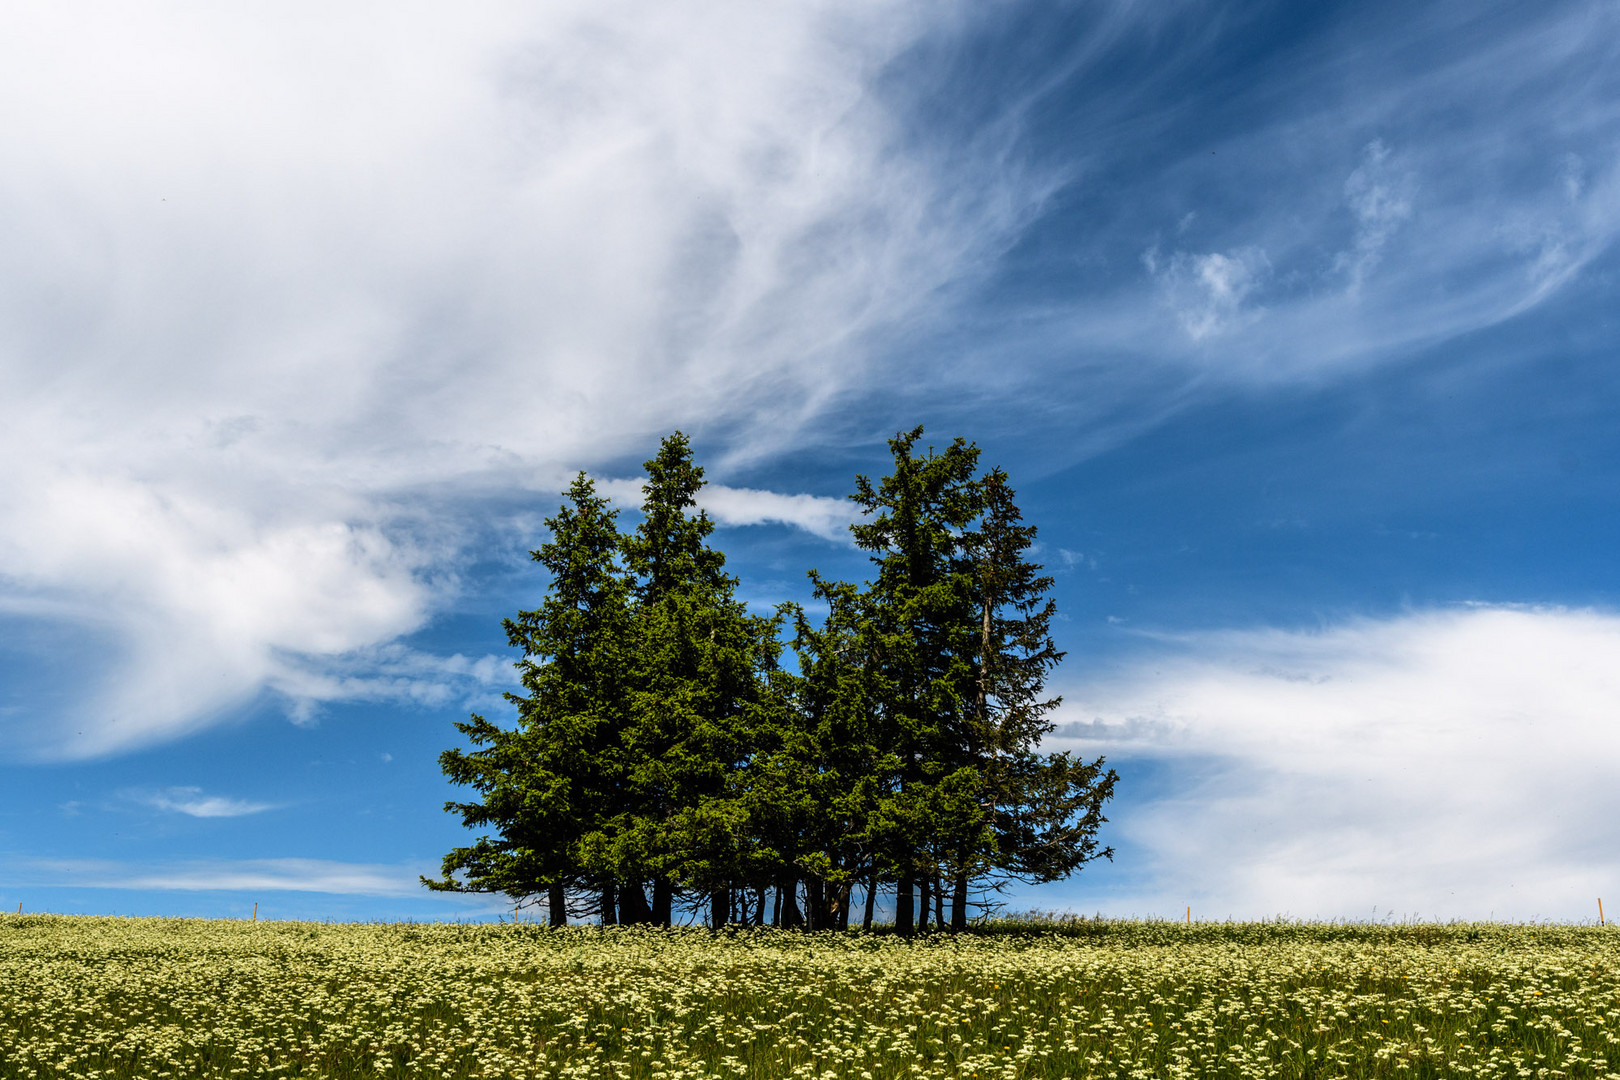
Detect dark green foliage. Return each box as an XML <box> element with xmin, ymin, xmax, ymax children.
<box><xmin>432</xmin><ymin>428</ymin><xmax>1116</xmax><ymax>929</ymax></box>
<box><xmin>425</xmin><ymin>473</ymin><xmax>631</xmax><ymax>918</ymax></box>
<box><xmin>964</xmin><ymin>466</ymin><xmax>1118</xmax><ymax>892</ymax></box>
<box><xmin>836</xmin><ymin>430</ymin><xmax>1117</xmax><ymax>930</ymax></box>
<box><xmin>604</xmin><ymin>433</ymin><xmax>784</xmax><ymax>924</ymax></box>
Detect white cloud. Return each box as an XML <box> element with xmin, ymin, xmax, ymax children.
<box><xmin>133</xmin><ymin>786</ymin><xmax>277</xmax><ymax>819</ymax></box>
<box><xmin>699</xmin><ymin>486</ymin><xmax>859</xmax><ymax>543</ymax></box>
<box><xmin>1056</xmin><ymin>548</ymin><xmax>1095</xmax><ymax>571</ymax></box>
<box><xmin>599</xmin><ymin>477</ymin><xmax>857</xmax><ymax>542</ymax></box>
<box><xmin>1338</xmin><ymin>139</ymin><xmax>1415</xmax><ymax>290</ymax></box>
<box><xmin>0</xmin><ymin>0</ymin><xmax>1043</xmax><ymax>758</ymax></box>
<box><xmin>15</xmin><ymin>856</ymin><xmax>427</xmax><ymax>896</ymax></box>
<box><xmin>269</xmin><ymin>644</ymin><xmax>517</xmax><ymax>724</ymax></box>
<box><xmin>5</xmin><ymin>1</ymin><xmax>1617</xmax><ymax>760</ymax></box>
<box><xmin>1049</xmin><ymin>606</ymin><xmax>1620</xmax><ymax>921</ymax></box>
<box><xmin>1025</xmin><ymin>5</ymin><xmax>1620</xmax><ymax>385</ymax></box>
<box><xmin>1146</xmin><ymin>246</ymin><xmax>1270</xmax><ymax>340</ymax></box>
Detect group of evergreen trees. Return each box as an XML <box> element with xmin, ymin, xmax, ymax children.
<box><xmin>426</xmin><ymin>428</ymin><xmax>1117</xmax><ymax>931</ymax></box>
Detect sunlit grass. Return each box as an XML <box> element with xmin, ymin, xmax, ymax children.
<box><xmin>1</xmin><ymin>914</ymin><xmax>1616</xmax><ymax>1078</ymax></box>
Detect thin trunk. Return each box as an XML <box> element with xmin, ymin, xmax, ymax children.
<box><xmin>917</xmin><ymin>877</ymin><xmax>931</xmax><ymax>932</ymax></box>
<box><xmin>950</xmin><ymin>874</ymin><xmax>968</xmax><ymax>932</ymax></box>
<box><xmin>652</xmin><ymin>879</ymin><xmax>673</xmax><ymax>927</ymax></box>
<box><xmin>805</xmin><ymin>877</ymin><xmax>825</xmax><ymax>932</ymax></box>
<box><xmin>837</xmin><ymin>882</ymin><xmax>852</xmax><ymax>930</ymax></box>
<box><xmin>980</xmin><ymin>589</ymin><xmax>993</xmax><ymax>724</ymax></box>
<box><xmin>979</xmin><ymin>582</ymin><xmax>997</xmax><ymax>893</ymax></box>
<box><xmin>862</xmin><ymin>877</ymin><xmax>877</xmax><ymax>931</ymax></box>
<box><xmin>895</xmin><ymin>876</ymin><xmax>914</xmax><ymax>936</ymax></box>
<box><xmin>933</xmin><ymin>876</ymin><xmax>945</xmax><ymax>929</ymax></box>
<box><xmin>600</xmin><ymin>883</ymin><xmax>618</xmax><ymax>926</ymax></box>
<box><xmin>781</xmin><ymin>876</ymin><xmax>802</xmax><ymax>928</ymax></box>
<box><xmin>754</xmin><ymin>887</ymin><xmax>767</xmax><ymax>926</ymax></box>
<box><xmin>771</xmin><ymin>885</ymin><xmax>783</xmax><ymax>927</ymax></box>
<box><xmin>711</xmin><ymin>888</ymin><xmax>730</xmax><ymax>928</ymax></box>
<box><xmin>548</xmin><ymin>883</ymin><xmax>567</xmax><ymax>928</ymax></box>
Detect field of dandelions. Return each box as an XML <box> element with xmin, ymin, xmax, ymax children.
<box><xmin>1</xmin><ymin>915</ymin><xmax>1617</xmax><ymax>1080</ymax></box>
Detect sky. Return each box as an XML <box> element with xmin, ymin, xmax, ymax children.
<box><xmin>2</xmin><ymin>0</ymin><xmax>1618</xmax><ymax>923</ymax></box>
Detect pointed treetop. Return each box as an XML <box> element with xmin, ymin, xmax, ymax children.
<box><xmin>622</xmin><ymin>430</ymin><xmax>727</xmax><ymax>597</ymax></box>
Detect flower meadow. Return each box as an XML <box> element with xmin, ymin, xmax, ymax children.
<box><xmin>1</xmin><ymin>916</ymin><xmax>1617</xmax><ymax>1080</ymax></box>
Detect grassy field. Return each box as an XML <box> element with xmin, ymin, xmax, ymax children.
<box><xmin>1</xmin><ymin>915</ymin><xmax>1616</xmax><ymax>1079</ymax></box>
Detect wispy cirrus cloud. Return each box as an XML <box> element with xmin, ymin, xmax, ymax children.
<box><xmin>987</xmin><ymin>3</ymin><xmax>1620</xmax><ymax>389</ymax></box>
<box><xmin>1337</xmin><ymin>139</ymin><xmax>1416</xmax><ymax>292</ymax></box>
<box><xmin>597</xmin><ymin>478</ymin><xmax>859</xmax><ymax>543</ymax></box>
<box><xmin>4</xmin><ymin>1</ymin><xmax>1618</xmax><ymax>766</ymax></box>
<box><xmin>0</xmin><ymin>0</ymin><xmax>1047</xmax><ymax>760</ymax></box>
<box><xmin>697</xmin><ymin>487</ymin><xmax>860</xmax><ymax>544</ymax></box>
<box><xmin>131</xmin><ymin>786</ymin><xmax>277</xmax><ymax>819</ymax></box>
<box><xmin>266</xmin><ymin>644</ymin><xmax>517</xmax><ymax>726</ymax></box>
<box><xmin>13</xmin><ymin>856</ymin><xmax>427</xmax><ymax>896</ymax></box>
<box><xmin>1048</xmin><ymin>605</ymin><xmax>1620</xmax><ymax>921</ymax></box>
<box><xmin>1144</xmin><ymin>246</ymin><xmax>1270</xmax><ymax>341</ymax></box>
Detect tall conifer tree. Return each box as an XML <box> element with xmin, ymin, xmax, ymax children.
<box><xmin>769</xmin><ymin>574</ymin><xmax>894</xmax><ymax>930</ymax></box>
<box><xmin>848</xmin><ymin>426</ymin><xmax>985</xmax><ymax>934</ymax></box>
<box><xmin>430</xmin><ymin>429</ymin><xmax>1117</xmax><ymax>931</ymax></box>
<box><xmin>604</xmin><ymin>432</ymin><xmax>781</xmax><ymax>926</ymax></box>
<box><xmin>426</xmin><ymin>473</ymin><xmax>631</xmax><ymax>924</ymax></box>
<box><xmin>956</xmin><ymin>467</ymin><xmax>1118</xmax><ymax>925</ymax></box>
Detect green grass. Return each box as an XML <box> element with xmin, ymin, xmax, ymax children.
<box><xmin>1</xmin><ymin>913</ymin><xmax>1617</xmax><ymax>1079</ymax></box>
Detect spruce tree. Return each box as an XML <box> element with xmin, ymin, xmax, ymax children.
<box><xmin>429</xmin><ymin>428</ymin><xmax>1117</xmax><ymax>931</ymax></box>
<box><xmin>848</xmin><ymin>426</ymin><xmax>986</xmax><ymax>934</ymax></box>
<box><xmin>957</xmin><ymin>467</ymin><xmax>1118</xmax><ymax>924</ymax></box>
<box><xmin>426</xmin><ymin>473</ymin><xmax>632</xmax><ymax>924</ymax></box>
<box><xmin>767</xmin><ymin>574</ymin><xmax>895</xmax><ymax>930</ymax></box>
<box><xmin>831</xmin><ymin>433</ymin><xmax>1119</xmax><ymax>931</ymax></box>
<box><xmin>604</xmin><ymin>432</ymin><xmax>781</xmax><ymax>926</ymax></box>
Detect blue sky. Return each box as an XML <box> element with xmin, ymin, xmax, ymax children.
<box><xmin>3</xmin><ymin>0</ymin><xmax>1618</xmax><ymax>922</ymax></box>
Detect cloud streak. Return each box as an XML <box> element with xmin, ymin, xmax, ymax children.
<box><xmin>268</xmin><ymin>644</ymin><xmax>518</xmax><ymax>725</ymax></box>
<box><xmin>132</xmin><ymin>787</ymin><xmax>277</xmax><ymax>819</ymax></box>
<box><xmin>3</xmin><ymin>1</ymin><xmax>1617</xmax><ymax>762</ymax></box>
<box><xmin>994</xmin><ymin>3</ymin><xmax>1620</xmax><ymax>389</ymax></box>
<box><xmin>598</xmin><ymin>478</ymin><xmax>858</xmax><ymax>543</ymax></box>
<box><xmin>13</xmin><ymin>856</ymin><xmax>429</xmax><ymax>897</ymax></box>
<box><xmin>1049</xmin><ymin>605</ymin><xmax>1620</xmax><ymax>921</ymax></box>
<box><xmin>0</xmin><ymin>0</ymin><xmax>1041</xmax><ymax>758</ymax></box>
<box><xmin>1145</xmin><ymin>246</ymin><xmax>1270</xmax><ymax>341</ymax></box>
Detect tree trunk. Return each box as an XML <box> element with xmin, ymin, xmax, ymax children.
<box><xmin>950</xmin><ymin>873</ymin><xmax>968</xmax><ymax>932</ymax></box>
<box><xmin>652</xmin><ymin>879</ymin><xmax>673</xmax><ymax>927</ymax></box>
<box><xmin>600</xmin><ymin>882</ymin><xmax>618</xmax><ymax>926</ymax></box>
<box><xmin>837</xmin><ymin>881</ymin><xmax>852</xmax><ymax>930</ymax></box>
<box><xmin>805</xmin><ymin>877</ymin><xmax>825</xmax><ymax>931</ymax></box>
<box><xmin>895</xmin><ymin>876</ymin><xmax>914</xmax><ymax>936</ymax></box>
<box><xmin>619</xmin><ymin>882</ymin><xmax>651</xmax><ymax>924</ymax></box>
<box><xmin>781</xmin><ymin>876</ymin><xmax>802</xmax><ymax>928</ymax></box>
<box><xmin>917</xmin><ymin>877</ymin><xmax>931</xmax><ymax>932</ymax></box>
<box><xmin>548</xmin><ymin>883</ymin><xmax>567</xmax><ymax>927</ymax></box>
<box><xmin>771</xmin><ymin>885</ymin><xmax>783</xmax><ymax>927</ymax></box>
<box><xmin>933</xmin><ymin>876</ymin><xmax>945</xmax><ymax>929</ymax></box>
<box><xmin>862</xmin><ymin>877</ymin><xmax>877</xmax><ymax>931</ymax></box>
<box><xmin>711</xmin><ymin>888</ymin><xmax>730</xmax><ymax>928</ymax></box>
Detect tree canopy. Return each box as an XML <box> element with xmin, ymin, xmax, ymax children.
<box><xmin>427</xmin><ymin>429</ymin><xmax>1117</xmax><ymax>929</ymax></box>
